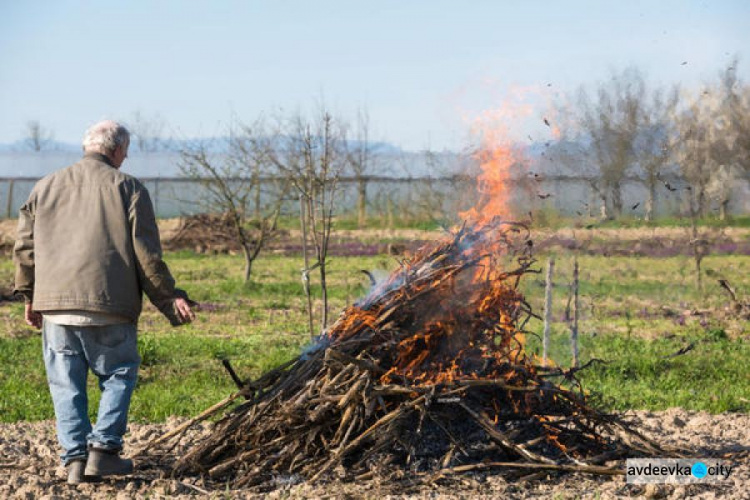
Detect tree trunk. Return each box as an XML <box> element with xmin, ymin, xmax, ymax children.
<box><xmin>5</xmin><ymin>179</ymin><xmax>14</xmax><ymax>219</ymax></box>
<box><xmin>719</xmin><ymin>198</ymin><xmax>729</xmax><ymax>221</ymax></box>
<box><xmin>610</xmin><ymin>184</ymin><xmax>623</xmax><ymax>219</ymax></box>
<box><xmin>694</xmin><ymin>253</ymin><xmax>703</xmax><ymax>293</ymax></box>
<box><xmin>319</xmin><ymin>259</ymin><xmax>328</xmax><ymax>332</ymax></box>
<box><xmin>357</xmin><ymin>178</ymin><xmax>367</xmax><ymax>229</ymax></box>
<box><xmin>690</xmin><ymin>217</ymin><xmax>703</xmax><ymax>294</ymax></box>
<box><xmin>697</xmin><ymin>186</ymin><xmax>708</xmax><ymax>218</ymax></box>
<box><xmin>645</xmin><ymin>182</ymin><xmax>656</xmax><ymax>221</ymax></box>
<box><xmin>254</xmin><ymin>184</ymin><xmax>261</xmax><ymax>218</ymax></box>
<box><xmin>300</xmin><ymin>197</ymin><xmax>315</xmax><ymax>340</ymax></box>
<box><xmin>599</xmin><ymin>196</ymin><xmax>608</xmax><ymax>220</ymax></box>
<box><xmin>242</xmin><ymin>246</ymin><xmax>253</xmax><ymax>283</ymax></box>
<box><xmin>386</xmin><ymin>197</ymin><xmax>394</xmax><ymax>230</ymax></box>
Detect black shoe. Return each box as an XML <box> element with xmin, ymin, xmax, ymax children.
<box><xmin>84</xmin><ymin>448</ymin><xmax>134</xmax><ymax>477</ymax></box>
<box><xmin>66</xmin><ymin>459</ymin><xmax>87</xmax><ymax>485</ymax></box>
<box><xmin>67</xmin><ymin>459</ymin><xmax>102</xmax><ymax>484</ymax></box>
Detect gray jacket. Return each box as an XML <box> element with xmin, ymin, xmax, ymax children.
<box><xmin>13</xmin><ymin>153</ymin><xmax>188</xmax><ymax>325</ymax></box>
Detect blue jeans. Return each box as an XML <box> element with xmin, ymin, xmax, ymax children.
<box><xmin>42</xmin><ymin>320</ymin><xmax>140</xmax><ymax>464</ymax></box>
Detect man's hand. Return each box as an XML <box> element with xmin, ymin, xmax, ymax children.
<box><xmin>174</xmin><ymin>297</ymin><xmax>196</xmax><ymax>324</ymax></box>
<box><xmin>25</xmin><ymin>303</ymin><xmax>43</xmax><ymax>329</ymax></box>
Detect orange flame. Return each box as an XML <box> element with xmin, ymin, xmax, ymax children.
<box><xmin>460</xmin><ymin>113</ymin><xmax>527</xmax><ymax>226</ymax></box>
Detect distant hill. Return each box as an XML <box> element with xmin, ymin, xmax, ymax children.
<box><xmin>0</xmin><ymin>137</ymin><xmax>585</xmax><ymax>178</ymax></box>
<box><xmin>0</xmin><ymin>140</ymin><xmax>80</xmax><ymax>153</ymax></box>
<box><xmin>0</xmin><ymin>137</ymin><xmax>404</xmax><ymax>155</ymax></box>
<box><xmin>0</xmin><ymin>137</ymin><xmax>447</xmax><ymax>178</ymax></box>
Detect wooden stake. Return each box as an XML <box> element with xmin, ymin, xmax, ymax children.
<box><xmin>543</xmin><ymin>258</ymin><xmax>555</xmax><ymax>366</ymax></box>
<box><xmin>571</xmin><ymin>257</ymin><xmax>580</xmax><ymax>368</ymax></box>
<box><xmin>5</xmin><ymin>179</ymin><xmax>14</xmax><ymax>219</ymax></box>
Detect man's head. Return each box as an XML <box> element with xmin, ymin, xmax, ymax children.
<box><xmin>82</xmin><ymin>120</ymin><xmax>130</xmax><ymax>169</ymax></box>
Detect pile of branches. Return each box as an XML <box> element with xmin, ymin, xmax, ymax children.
<box><xmin>163</xmin><ymin>213</ymin><xmax>240</xmax><ymax>253</ymax></box>
<box><xmin>169</xmin><ymin>220</ymin><xmax>664</xmax><ymax>488</ymax></box>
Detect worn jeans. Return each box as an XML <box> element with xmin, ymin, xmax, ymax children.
<box><xmin>42</xmin><ymin>320</ymin><xmax>140</xmax><ymax>464</ymax></box>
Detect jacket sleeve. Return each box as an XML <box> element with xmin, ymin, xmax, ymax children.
<box><xmin>128</xmin><ymin>182</ymin><xmax>191</xmax><ymax>326</ymax></box>
<box><xmin>13</xmin><ymin>194</ymin><xmax>36</xmax><ymax>303</ymax></box>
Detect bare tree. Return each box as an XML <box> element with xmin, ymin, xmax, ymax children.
<box><xmin>346</xmin><ymin>108</ymin><xmax>374</xmax><ymax>228</ymax></box>
<box><xmin>707</xmin><ymin>164</ymin><xmax>738</xmax><ymax>221</ymax></box>
<box><xmin>268</xmin><ymin>110</ymin><xmax>347</xmax><ymax>337</ymax></box>
<box><xmin>673</xmin><ymin>61</ymin><xmax>749</xmax><ymax>220</ymax></box>
<box><xmin>721</xmin><ymin>58</ymin><xmax>750</xmax><ymax>176</ymax></box>
<box><xmin>673</xmin><ymin>96</ymin><xmax>716</xmax><ymax>218</ymax></box>
<box><xmin>130</xmin><ymin>111</ymin><xmax>167</xmax><ymax>152</ymax></box>
<box><xmin>24</xmin><ymin>120</ymin><xmax>54</xmax><ymax>152</ymax></box>
<box><xmin>635</xmin><ymin>85</ymin><xmax>680</xmax><ymax>221</ymax></box>
<box><xmin>712</xmin><ymin>59</ymin><xmax>750</xmax><ymax>219</ymax></box>
<box><xmin>547</xmin><ymin>137</ymin><xmax>607</xmax><ymax>218</ymax></box>
<box><xmin>572</xmin><ymin>68</ymin><xmax>645</xmax><ymax>219</ymax></box>
<box><xmin>673</xmin><ymin>90</ymin><xmax>721</xmax><ymax>293</ymax></box>
<box><xmin>179</xmin><ymin>121</ymin><xmax>287</xmax><ymax>282</ymax></box>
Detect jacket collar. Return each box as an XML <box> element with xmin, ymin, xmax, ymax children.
<box><xmin>83</xmin><ymin>152</ymin><xmax>116</xmax><ymax>168</ymax></box>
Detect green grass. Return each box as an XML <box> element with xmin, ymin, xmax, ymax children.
<box><xmin>526</xmin><ymin>327</ymin><xmax>750</xmax><ymax>413</ymax></box>
<box><xmin>0</xmin><ymin>233</ymin><xmax>748</xmax><ymax>422</ymax></box>
<box><xmin>569</xmin><ymin>215</ymin><xmax>750</xmax><ymax>230</ymax></box>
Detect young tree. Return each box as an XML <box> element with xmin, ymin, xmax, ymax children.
<box><xmin>179</xmin><ymin>121</ymin><xmax>287</xmax><ymax>282</ymax></box>
<box><xmin>268</xmin><ymin>110</ymin><xmax>347</xmax><ymax>337</ymax></box>
<box><xmin>346</xmin><ymin>108</ymin><xmax>374</xmax><ymax>228</ymax></box>
<box><xmin>24</xmin><ymin>120</ymin><xmax>54</xmax><ymax>152</ymax></box>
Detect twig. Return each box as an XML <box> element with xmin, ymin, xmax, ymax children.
<box><xmin>718</xmin><ymin>279</ymin><xmax>738</xmax><ymax>303</ymax></box>
<box><xmin>663</xmin><ymin>343</ymin><xmax>695</xmax><ymax>359</ymax></box>
<box><xmin>309</xmin><ymin>396</ymin><xmax>426</xmax><ymax>482</ymax></box>
<box><xmin>221</xmin><ymin>358</ymin><xmax>245</xmax><ymax>389</ymax></box>
<box><xmin>430</xmin><ymin>461</ymin><xmax>625</xmax><ymax>478</ymax></box>
<box><xmin>179</xmin><ymin>481</ymin><xmax>211</xmax><ymax>495</ymax></box>
<box><xmin>459</xmin><ymin>402</ymin><xmax>555</xmax><ymax>464</ymax></box>
<box><xmin>132</xmin><ymin>392</ymin><xmax>242</xmax><ymax>457</ymax></box>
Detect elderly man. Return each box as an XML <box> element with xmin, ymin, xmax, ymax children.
<box><xmin>13</xmin><ymin>120</ymin><xmax>195</xmax><ymax>484</ymax></box>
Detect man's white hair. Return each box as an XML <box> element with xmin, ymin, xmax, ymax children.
<box><xmin>82</xmin><ymin>120</ymin><xmax>130</xmax><ymax>153</ymax></box>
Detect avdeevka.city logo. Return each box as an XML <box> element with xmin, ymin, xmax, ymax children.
<box><xmin>691</xmin><ymin>461</ymin><xmax>708</xmax><ymax>479</ymax></box>
<box><xmin>626</xmin><ymin>459</ymin><xmax>733</xmax><ymax>484</ymax></box>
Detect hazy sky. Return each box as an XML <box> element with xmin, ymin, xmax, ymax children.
<box><xmin>1</xmin><ymin>0</ymin><xmax>748</xmax><ymax>151</ymax></box>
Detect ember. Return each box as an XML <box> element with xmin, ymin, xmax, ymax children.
<box><xmin>162</xmin><ymin>220</ymin><xmax>664</xmax><ymax>488</ymax></box>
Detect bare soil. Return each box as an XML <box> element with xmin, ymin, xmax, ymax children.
<box><xmin>2</xmin><ymin>218</ymin><xmax>749</xmax><ymax>259</ymax></box>
<box><xmin>0</xmin><ymin>409</ymin><xmax>747</xmax><ymax>499</ymax></box>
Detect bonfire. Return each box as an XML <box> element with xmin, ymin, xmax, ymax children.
<box><xmin>138</xmin><ymin>127</ymin><xmax>668</xmax><ymax>490</ymax></box>
<box><xmin>136</xmin><ymin>219</ymin><xmax>663</xmax><ymax>489</ymax></box>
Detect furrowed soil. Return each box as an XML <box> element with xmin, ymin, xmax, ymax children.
<box><xmin>2</xmin><ymin>219</ymin><xmax>750</xmax><ymax>258</ymax></box>
<box><xmin>0</xmin><ymin>409</ymin><xmax>747</xmax><ymax>499</ymax></box>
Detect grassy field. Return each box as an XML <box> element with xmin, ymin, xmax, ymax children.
<box><xmin>1</xmin><ymin>229</ymin><xmax>749</xmax><ymax>423</ymax></box>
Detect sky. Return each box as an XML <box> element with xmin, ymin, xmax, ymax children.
<box><xmin>1</xmin><ymin>0</ymin><xmax>748</xmax><ymax>151</ymax></box>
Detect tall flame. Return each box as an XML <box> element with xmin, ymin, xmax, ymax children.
<box><xmin>460</xmin><ymin>112</ymin><xmax>527</xmax><ymax>226</ymax></box>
